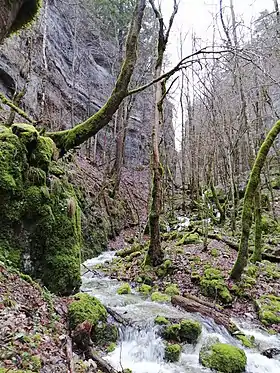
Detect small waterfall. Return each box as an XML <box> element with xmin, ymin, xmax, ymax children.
<box><xmin>81</xmin><ymin>251</ymin><xmax>280</xmax><ymax>373</ymax></box>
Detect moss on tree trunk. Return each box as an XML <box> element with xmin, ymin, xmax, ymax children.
<box><xmin>46</xmin><ymin>0</ymin><xmax>147</xmax><ymax>156</ymax></box>
<box><xmin>230</xmin><ymin>120</ymin><xmax>280</xmax><ymax>280</ymax></box>
<box><xmin>251</xmin><ymin>187</ymin><xmax>262</xmax><ymax>263</ymax></box>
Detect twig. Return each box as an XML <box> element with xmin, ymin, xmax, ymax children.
<box><xmin>66</xmin><ymin>336</ymin><xmax>75</xmax><ymax>373</ymax></box>
<box><xmin>0</xmin><ymin>92</ymin><xmax>35</xmax><ymax>124</ymax></box>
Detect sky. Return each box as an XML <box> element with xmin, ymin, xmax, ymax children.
<box><xmin>158</xmin><ymin>0</ymin><xmax>274</xmax><ymax>147</ymax></box>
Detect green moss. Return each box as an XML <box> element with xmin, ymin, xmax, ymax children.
<box><xmin>164</xmin><ymin>343</ymin><xmax>182</xmax><ymax>362</ymax></box>
<box><xmin>154</xmin><ymin>315</ymin><xmax>170</xmax><ymax>325</ymax></box>
<box><xmin>117</xmin><ymin>283</ymin><xmax>131</xmax><ymax>294</ymax></box>
<box><xmin>200</xmin><ymin>267</ymin><xmax>232</xmax><ymax>304</ymax></box>
<box><xmin>138</xmin><ymin>284</ymin><xmax>152</xmax><ymax>295</ymax></box>
<box><xmin>199</xmin><ymin>343</ymin><xmax>247</xmax><ymax>373</ymax></box>
<box><xmin>163</xmin><ymin>323</ymin><xmax>181</xmax><ymax>340</ymax></box>
<box><xmin>261</xmin><ymin>215</ymin><xmax>277</xmax><ymax>234</ymax></box>
<box><xmin>31</xmin><ymin>136</ymin><xmax>54</xmax><ymax>170</ymax></box>
<box><xmin>176</xmin><ymin>233</ymin><xmax>201</xmax><ymax>246</ymax></box>
<box><xmin>0</xmin><ymin>126</ymin><xmax>82</xmax><ymax>295</ymax></box>
<box><xmin>151</xmin><ymin>292</ymin><xmax>170</xmax><ymax>302</ymax></box>
<box><xmin>107</xmin><ymin>342</ymin><xmax>117</xmax><ymax>352</ymax></box>
<box><xmin>180</xmin><ymin>320</ymin><xmax>202</xmax><ymax>343</ymax></box>
<box><xmin>68</xmin><ymin>293</ymin><xmax>107</xmax><ymax>330</ymax></box>
<box><xmin>163</xmin><ymin>319</ymin><xmax>201</xmax><ymax>343</ymax></box>
<box><xmin>164</xmin><ymin>283</ymin><xmax>180</xmax><ymax>296</ymax></box>
<box><xmin>9</xmin><ymin>0</ymin><xmax>42</xmax><ymax>36</ymax></box>
<box><xmin>210</xmin><ymin>248</ymin><xmax>219</xmax><ymax>257</ymax></box>
<box><xmin>236</xmin><ymin>335</ymin><xmax>255</xmax><ymax>348</ymax></box>
<box><xmin>93</xmin><ymin>323</ymin><xmax>118</xmax><ymax>346</ymax></box>
<box><xmin>156</xmin><ymin>259</ymin><xmax>173</xmax><ymax>277</ymax></box>
<box><xmin>256</xmin><ymin>294</ymin><xmax>280</xmax><ymax>325</ymax></box>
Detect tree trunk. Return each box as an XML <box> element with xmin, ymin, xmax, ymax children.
<box><xmin>147</xmin><ymin>51</ymin><xmax>165</xmax><ymax>267</ymax></box>
<box><xmin>230</xmin><ymin>120</ymin><xmax>280</xmax><ymax>280</ymax></box>
<box><xmin>251</xmin><ymin>186</ymin><xmax>262</xmax><ymax>263</ymax></box>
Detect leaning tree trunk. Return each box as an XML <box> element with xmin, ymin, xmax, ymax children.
<box><xmin>230</xmin><ymin>120</ymin><xmax>280</xmax><ymax>280</ymax></box>
<box><xmin>47</xmin><ymin>0</ymin><xmax>147</xmax><ymax>156</ymax></box>
<box><xmin>251</xmin><ymin>186</ymin><xmax>262</xmax><ymax>263</ymax></box>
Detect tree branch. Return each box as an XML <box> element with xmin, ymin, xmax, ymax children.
<box><xmin>46</xmin><ymin>0</ymin><xmax>147</xmax><ymax>156</ymax></box>
<box><xmin>0</xmin><ymin>91</ymin><xmax>35</xmax><ymax>124</ymax></box>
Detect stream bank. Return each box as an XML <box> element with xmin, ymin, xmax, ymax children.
<box><xmin>82</xmin><ymin>250</ymin><xmax>280</xmax><ymax>373</ymax></box>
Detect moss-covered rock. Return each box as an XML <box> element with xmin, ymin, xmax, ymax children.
<box><xmin>0</xmin><ymin>124</ymin><xmax>82</xmax><ymax>295</ymax></box>
<box><xmin>199</xmin><ymin>343</ymin><xmax>247</xmax><ymax>373</ymax></box>
<box><xmin>68</xmin><ymin>293</ymin><xmax>107</xmax><ymax>330</ymax></box>
<box><xmin>180</xmin><ymin>320</ymin><xmax>202</xmax><ymax>343</ymax></box>
<box><xmin>256</xmin><ymin>294</ymin><xmax>280</xmax><ymax>325</ymax></box>
<box><xmin>163</xmin><ymin>319</ymin><xmax>202</xmax><ymax>343</ymax></box>
<box><xmin>176</xmin><ymin>233</ymin><xmax>201</xmax><ymax>246</ymax></box>
<box><xmin>156</xmin><ymin>259</ymin><xmax>173</xmax><ymax>277</ymax></box>
<box><xmin>164</xmin><ymin>283</ymin><xmax>180</xmax><ymax>296</ymax></box>
<box><xmin>236</xmin><ymin>335</ymin><xmax>255</xmax><ymax>348</ymax></box>
<box><xmin>154</xmin><ymin>315</ymin><xmax>170</xmax><ymax>325</ymax></box>
<box><xmin>200</xmin><ymin>267</ymin><xmax>232</xmax><ymax>304</ymax></box>
<box><xmin>164</xmin><ymin>343</ymin><xmax>182</xmax><ymax>362</ymax></box>
<box><xmin>151</xmin><ymin>292</ymin><xmax>170</xmax><ymax>302</ymax></box>
<box><xmin>138</xmin><ymin>284</ymin><xmax>152</xmax><ymax>295</ymax></box>
<box><xmin>117</xmin><ymin>283</ymin><xmax>131</xmax><ymax>295</ymax></box>
<box><xmin>92</xmin><ymin>322</ymin><xmax>119</xmax><ymax>346</ymax></box>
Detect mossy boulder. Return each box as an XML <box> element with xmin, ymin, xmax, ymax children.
<box><xmin>164</xmin><ymin>283</ymin><xmax>180</xmax><ymax>296</ymax></box>
<box><xmin>200</xmin><ymin>267</ymin><xmax>232</xmax><ymax>304</ymax></box>
<box><xmin>156</xmin><ymin>259</ymin><xmax>173</xmax><ymax>277</ymax></box>
<box><xmin>151</xmin><ymin>292</ymin><xmax>170</xmax><ymax>302</ymax></box>
<box><xmin>0</xmin><ymin>124</ymin><xmax>82</xmax><ymax>295</ymax></box>
<box><xmin>199</xmin><ymin>343</ymin><xmax>247</xmax><ymax>373</ymax></box>
<box><xmin>138</xmin><ymin>284</ymin><xmax>152</xmax><ymax>295</ymax></box>
<box><xmin>236</xmin><ymin>335</ymin><xmax>255</xmax><ymax>348</ymax></box>
<box><xmin>117</xmin><ymin>283</ymin><xmax>131</xmax><ymax>295</ymax></box>
<box><xmin>164</xmin><ymin>343</ymin><xmax>182</xmax><ymax>362</ymax></box>
<box><xmin>92</xmin><ymin>322</ymin><xmax>119</xmax><ymax>346</ymax></box>
<box><xmin>68</xmin><ymin>293</ymin><xmax>107</xmax><ymax>330</ymax></box>
<box><xmin>176</xmin><ymin>233</ymin><xmax>201</xmax><ymax>246</ymax></box>
<box><xmin>256</xmin><ymin>294</ymin><xmax>280</xmax><ymax>325</ymax></box>
<box><xmin>163</xmin><ymin>319</ymin><xmax>201</xmax><ymax>344</ymax></box>
<box><xmin>180</xmin><ymin>320</ymin><xmax>202</xmax><ymax>343</ymax></box>
<box><xmin>154</xmin><ymin>316</ymin><xmax>170</xmax><ymax>325</ymax></box>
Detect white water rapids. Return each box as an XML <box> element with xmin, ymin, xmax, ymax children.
<box><xmin>82</xmin><ymin>251</ymin><xmax>280</xmax><ymax>373</ymax></box>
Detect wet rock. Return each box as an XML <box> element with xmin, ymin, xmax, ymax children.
<box><xmin>261</xmin><ymin>348</ymin><xmax>280</xmax><ymax>359</ymax></box>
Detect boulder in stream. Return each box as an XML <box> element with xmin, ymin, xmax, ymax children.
<box><xmin>199</xmin><ymin>341</ymin><xmax>247</xmax><ymax>373</ymax></box>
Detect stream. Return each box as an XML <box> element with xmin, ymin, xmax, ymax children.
<box><xmin>82</xmin><ymin>251</ymin><xmax>280</xmax><ymax>373</ymax></box>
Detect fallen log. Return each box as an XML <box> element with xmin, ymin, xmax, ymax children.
<box><xmin>197</xmin><ymin>229</ymin><xmax>280</xmax><ymax>263</ymax></box>
<box><xmin>65</xmin><ymin>336</ymin><xmax>75</xmax><ymax>373</ymax></box>
<box><xmin>87</xmin><ymin>347</ymin><xmax>119</xmax><ymax>373</ymax></box>
<box><xmin>171</xmin><ymin>294</ymin><xmax>238</xmax><ymax>336</ymax></box>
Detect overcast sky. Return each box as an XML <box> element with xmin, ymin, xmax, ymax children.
<box><xmin>161</xmin><ymin>0</ymin><xmax>273</xmax><ymax>65</ymax></box>
<box><xmin>158</xmin><ymin>0</ymin><xmax>274</xmax><ymax>146</ymax></box>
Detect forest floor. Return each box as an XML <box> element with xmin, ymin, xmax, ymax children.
<box><xmin>0</xmin><ymin>263</ymin><xmax>109</xmax><ymax>373</ymax></box>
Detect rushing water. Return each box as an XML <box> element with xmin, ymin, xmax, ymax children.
<box><xmin>82</xmin><ymin>251</ymin><xmax>280</xmax><ymax>373</ymax></box>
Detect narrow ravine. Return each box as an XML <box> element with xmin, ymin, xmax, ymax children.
<box><xmin>82</xmin><ymin>252</ymin><xmax>280</xmax><ymax>373</ymax></box>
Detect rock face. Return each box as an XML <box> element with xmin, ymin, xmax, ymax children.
<box><xmin>0</xmin><ymin>0</ymin><xmax>175</xmax><ymax>168</ymax></box>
